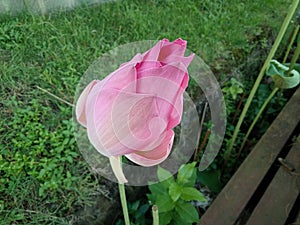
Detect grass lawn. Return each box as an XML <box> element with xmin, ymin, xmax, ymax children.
<box><xmin>0</xmin><ymin>0</ymin><xmax>294</xmax><ymax>224</ymax></box>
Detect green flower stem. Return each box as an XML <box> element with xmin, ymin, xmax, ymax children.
<box><xmin>152</xmin><ymin>205</ymin><xmax>159</xmax><ymax>225</ymax></box>
<box><xmin>283</xmin><ymin>25</ymin><xmax>299</xmax><ymax>63</ymax></box>
<box><xmin>118</xmin><ymin>183</ymin><xmax>130</xmax><ymax>225</ymax></box>
<box><xmin>238</xmin><ymin>27</ymin><xmax>300</xmax><ymax>158</ymax></box>
<box><xmin>238</xmin><ymin>87</ymin><xmax>279</xmax><ymax>156</ymax></box>
<box><xmin>286</xmin><ymin>38</ymin><xmax>300</xmax><ymax>76</ymax></box>
<box><xmin>224</xmin><ymin>0</ymin><xmax>299</xmax><ymax>167</ymax></box>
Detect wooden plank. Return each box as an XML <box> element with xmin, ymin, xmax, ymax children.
<box><xmin>246</xmin><ymin>138</ymin><xmax>300</xmax><ymax>225</ymax></box>
<box><xmin>199</xmin><ymin>87</ymin><xmax>300</xmax><ymax>225</ymax></box>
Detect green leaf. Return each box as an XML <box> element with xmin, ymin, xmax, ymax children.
<box><xmin>159</xmin><ymin>211</ymin><xmax>173</xmax><ymax>225</ymax></box>
<box><xmin>156</xmin><ymin>194</ymin><xmax>175</xmax><ymax>213</ymax></box>
<box><xmin>266</xmin><ymin>59</ymin><xmax>300</xmax><ymax>89</ymax></box>
<box><xmin>38</xmin><ymin>186</ymin><xmax>45</xmax><ymax>197</ymax></box>
<box><xmin>146</xmin><ymin>193</ymin><xmax>156</xmax><ymax>204</ymax></box>
<box><xmin>181</xmin><ymin>187</ymin><xmax>207</xmax><ymax>202</ymax></box>
<box><xmin>177</xmin><ymin>162</ymin><xmax>197</xmax><ymax>186</ymax></box>
<box><xmin>222</xmin><ymin>77</ymin><xmax>244</xmax><ymax>100</ymax></box>
<box><xmin>157</xmin><ymin>166</ymin><xmax>175</xmax><ymax>188</ymax></box>
<box><xmin>285</xmin><ymin>63</ymin><xmax>300</xmax><ymax>73</ymax></box>
<box><xmin>66</xmin><ymin>155</ymin><xmax>73</xmax><ymax>163</ymax></box>
<box><xmin>175</xmin><ymin>201</ymin><xmax>199</xmax><ymax>223</ymax></box>
<box><xmin>147</xmin><ymin>181</ymin><xmax>170</xmax><ymax>206</ymax></box>
<box><xmin>172</xmin><ymin>212</ymin><xmax>192</xmax><ymax>225</ymax></box>
<box><xmin>14</xmin><ymin>213</ymin><xmax>25</xmax><ymax>221</ymax></box>
<box><xmin>198</xmin><ymin>169</ymin><xmax>222</xmax><ymax>193</ymax></box>
<box><xmin>148</xmin><ymin>181</ymin><xmax>168</xmax><ymax>195</ymax></box>
<box><xmin>130</xmin><ymin>200</ymin><xmax>140</xmax><ymax>211</ymax></box>
<box><xmin>169</xmin><ymin>183</ymin><xmax>182</xmax><ymax>202</ymax></box>
<box><xmin>38</xmin><ymin>168</ymin><xmax>46</xmax><ymax>178</ymax></box>
<box><xmin>138</xmin><ymin>203</ymin><xmax>150</xmax><ymax>216</ymax></box>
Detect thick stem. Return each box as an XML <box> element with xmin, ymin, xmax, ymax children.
<box><xmin>109</xmin><ymin>156</ymin><xmax>128</xmax><ymax>184</ymax></box>
<box><xmin>152</xmin><ymin>205</ymin><xmax>159</xmax><ymax>225</ymax></box>
<box><xmin>119</xmin><ymin>183</ymin><xmax>130</xmax><ymax>225</ymax></box>
<box><xmin>224</xmin><ymin>0</ymin><xmax>299</xmax><ymax>167</ymax></box>
<box><xmin>286</xmin><ymin>38</ymin><xmax>300</xmax><ymax>76</ymax></box>
<box><xmin>283</xmin><ymin>25</ymin><xmax>299</xmax><ymax>64</ymax></box>
<box><xmin>238</xmin><ymin>87</ymin><xmax>279</xmax><ymax>157</ymax></box>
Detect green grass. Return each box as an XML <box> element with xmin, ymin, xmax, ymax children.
<box><xmin>0</xmin><ymin>0</ymin><xmax>294</xmax><ymax>224</ymax></box>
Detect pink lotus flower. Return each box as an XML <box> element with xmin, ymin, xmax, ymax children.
<box><xmin>76</xmin><ymin>38</ymin><xmax>194</xmax><ymax>183</ymax></box>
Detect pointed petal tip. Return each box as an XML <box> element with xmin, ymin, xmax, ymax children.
<box><xmin>173</xmin><ymin>38</ymin><xmax>187</xmax><ymax>46</ymax></box>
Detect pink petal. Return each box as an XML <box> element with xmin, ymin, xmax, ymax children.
<box><xmin>101</xmin><ymin>64</ymin><xmax>137</xmax><ymax>92</ymax></box>
<box><xmin>86</xmin><ymin>84</ymin><xmax>167</xmax><ymax>156</ymax></box>
<box><xmin>162</xmin><ymin>53</ymin><xmax>195</xmax><ymax>68</ymax></box>
<box><xmin>86</xmin><ymin>87</ymin><xmax>131</xmax><ymax>157</ymax></box>
<box><xmin>119</xmin><ymin>53</ymin><xmax>143</xmax><ymax>68</ymax></box>
<box><xmin>136</xmin><ymin>61</ymin><xmax>162</xmax><ymax>75</ymax></box>
<box><xmin>125</xmin><ymin>130</ymin><xmax>174</xmax><ymax>167</ymax></box>
<box><xmin>142</xmin><ymin>39</ymin><xmax>165</xmax><ymax>61</ymax></box>
<box><xmin>172</xmin><ymin>38</ymin><xmax>187</xmax><ymax>46</ymax></box>
<box><xmin>76</xmin><ymin>80</ymin><xmax>99</xmax><ymax>127</ymax></box>
<box><xmin>158</xmin><ymin>38</ymin><xmax>187</xmax><ymax>62</ymax></box>
<box><xmin>136</xmin><ymin>62</ymin><xmax>189</xmax><ymax>129</ymax></box>
<box><xmin>107</xmin><ymin>90</ymin><xmax>167</xmax><ymax>152</ymax></box>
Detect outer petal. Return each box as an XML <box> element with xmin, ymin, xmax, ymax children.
<box><xmin>119</xmin><ymin>53</ymin><xmax>143</xmax><ymax>68</ymax></box>
<box><xmin>108</xmin><ymin>91</ymin><xmax>165</xmax><ymax>152</ymax></box>
<box><xmin>85</xmin><ymin>87</ymin><xmax>132</xmax><ymax>157</ymax></box>
<box><xmin>76</xmin><ymin>80</ymin><xmax>99</xmax><ymax>127</ymax></box>
<box><xmin>100</xmin><ymin>63</ymin><xmax>137</xmax><ymax>92</ymax></box>
<box><xmin>86</xmin><ymin>84</ymin><xmax>166</xmax><ymax>156</ymax></box>
<box><xmin>84</xmin><ymin>64</ymin><xmax>139</xmax><ymax>156</ymax></box>
<box><xmin>125</xmin><ymin>130</ymin><xmax>174</xmax><ymax>167</ymax></box>
<box><xmin>142</xmin><ymin>39</ymin><xmax>165</xmax><ymax>61</ymax></box>
<box><xmin>136</xmin><ymin>61</ymin><xmax>162</xmax><ymax>77</ymax></box>
<box><xmin>162</xmin><ymin>53</ymin><xmax>195</xmax><ymax>68</ymax></box>
<box><xmin>136</xmin><ymin>62</ymin><xmax>190</xmax><ymax>129</ymax></box>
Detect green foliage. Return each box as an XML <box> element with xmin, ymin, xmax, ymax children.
<box><xmin>222</xmin><ymin>77</ymin><xmax>244</xmax><ymax>116</ymax></box>
<box><xmin>197</xmin><ymin>169</ymin><xmax>222</xmax><ymax>193</ymax></box>
<box><xmin>0</xmin><ymin>97</ymin><xmax>98</xmax><ymax>224</ymax></box>
<box><xmin>246</xmin><ymin>84</ymin><xmax>287</xmax><ymax>128</ymax></box>
<box><xmin>177</xmin><ymin>162</ymin><xmax>197</xmax><ymax>187</ymax></box>
<box><xmin>116</xmin><ymin>200</ymin><xmax>151</xmax><ymax>225</ymax></box>
<box><xmin>222</xmin><ymin>78</ymin><xmax>244</xmax><ymax>100</ymax></box>
<box><xmin>0</xmin><ymin>97</ymin><xmax>78</xmax><ymax>197</ymax></box>
<box><xmin>286</xmin><ymin>63</ymin><xmax>300</xmax><ymax>73</ymax></box>
<box><xmin>224</xmin><ymin>0</ymin><xmax>298</xmax><ymax>167</ymax></box>
<box><xmin>219</xmin><ymin>81</ymin><xmax>287</xmax><ymax>179</ymax></box>
<box><xmin>266</xmin><ymin>59</ymin><xmax>300</xmax><ymax>89</ymax></box>
<box><xmin>147</xmin><ymin>163</ymin><xmax>206</xmax><ymax>225</ymax></box>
